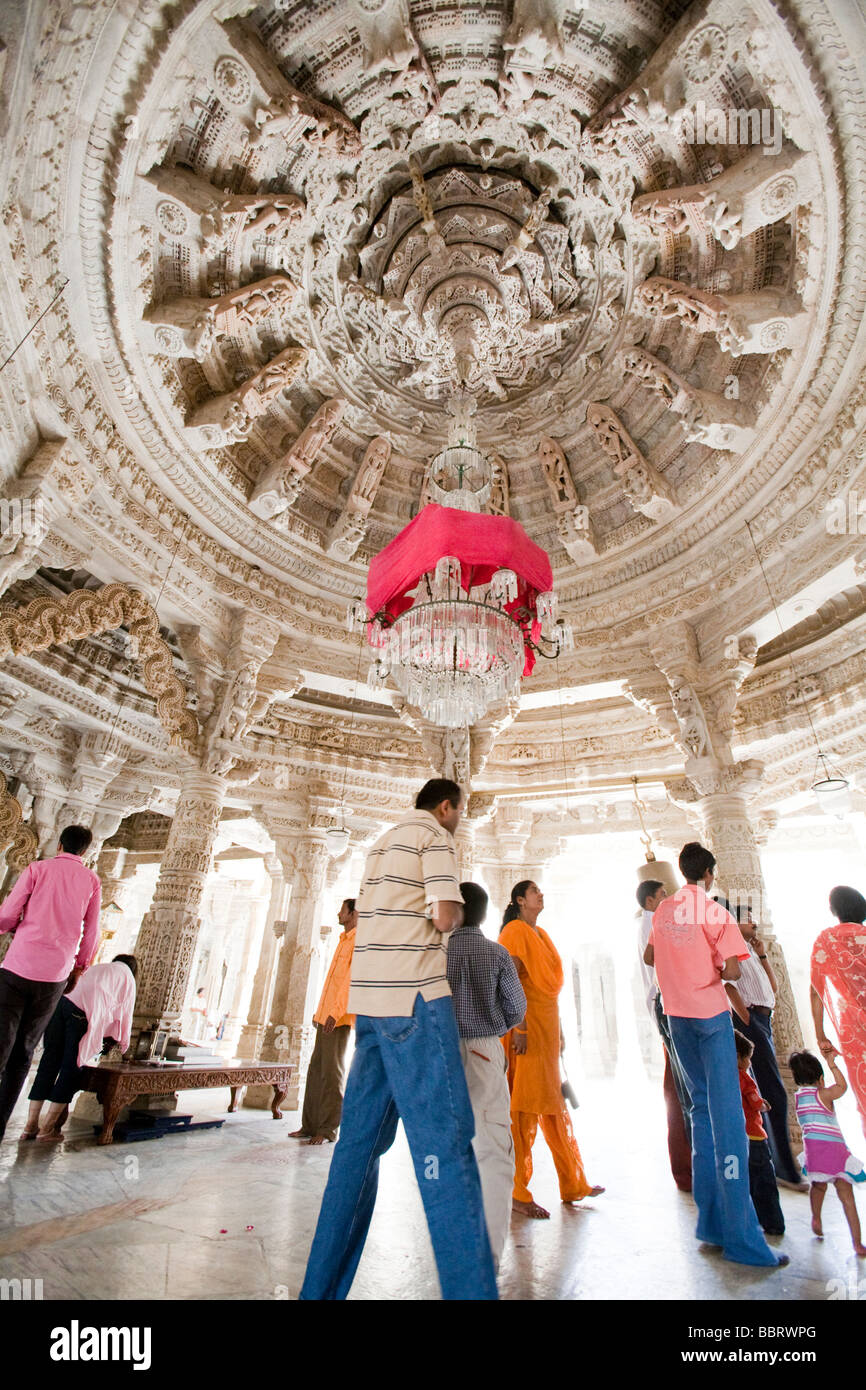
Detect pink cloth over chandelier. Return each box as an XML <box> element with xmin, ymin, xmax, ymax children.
<box><xmin>366</xmin><ymin>505</ymin><xmax>554</xmax><ymax>676</ymax></box>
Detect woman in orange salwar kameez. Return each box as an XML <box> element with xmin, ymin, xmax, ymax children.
<box><xmin>810</xmin><ymin>886</ymin><xmax>866</xmax><ymax>1143</ymax></box>
<box><xmin>500</xmin><ymin>881</ymin><xmax>604</xmax><ymax>1219</ymax></box>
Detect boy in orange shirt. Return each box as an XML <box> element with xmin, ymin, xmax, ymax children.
<box><xmin>735</xmin><ymin>1031</ymin><xmax>785</xmax><ymax>1235</ymax></box>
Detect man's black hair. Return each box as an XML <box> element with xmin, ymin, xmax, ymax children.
<box><xmin>343</xmin><ymin>897</ymin><xmax>356</xmax><ymax>914</ymax></box>
<box><xmin>415</xmin><ymin>779</ymin><xmax>462</xmax><ymax>812</ymax></box>
<box><xmin>678</xmin><ymin>841</ymin><xmax>716</xmax><ymax>883</ymax></box>
<box><xmin>636</xmin><ymin>880</ymin><xmax>663</xmax><ymax>910</ymax></box>
<box><xmin>112</xmin><ymin>954</ymin><xmax>138</xmax><ymax>979</ymax></box>
<box><xmin>59</xmin><ymin>825</ymin><xmax>93</xmax><ymax>856</ymax></box>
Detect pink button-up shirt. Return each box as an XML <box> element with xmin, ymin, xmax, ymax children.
<box><xmin>0</xmin><ymin>853</ymin><xmax>101</xmax><ymax>983</ymax></box>
<box><xmin>649</xmin><ymin>884</ymin><xmax>748</xmax><ymax>1018</ymax></box>
<box><xmin>67</xmin><ymin>961</ymin><xmax>136</xmax><ymax>1065</ymax></box>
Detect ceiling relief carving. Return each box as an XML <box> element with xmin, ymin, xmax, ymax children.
<box><xmin>1</xmin><ymin>0</ymin><xmax>866</xmax><ymax>837</ymax></box>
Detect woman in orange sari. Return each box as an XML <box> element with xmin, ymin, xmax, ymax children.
<box><xmin>500</xmin><ymin>881</ymin><xmax>604</xmax><ymax>1219</ymax></box>
<box><xmin>811</xmin><ymin>885</ymin><xmax>866</xmax><ymax>1142</ymax></box>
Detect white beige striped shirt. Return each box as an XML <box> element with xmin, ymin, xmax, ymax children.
<box><xmin>348</xmin><ymin>809</ymin><xmax>463</xmax><ymax>1017</ymax></box>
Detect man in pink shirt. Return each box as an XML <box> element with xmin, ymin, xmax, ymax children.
<box><xmin>645</xmin><ymin>841</ymin><xmax>788</xmax><ymax>1269</ymax></box>
<box><xmin>0</xmin><ymin>825</ymin><xmax>101</xmax><ymax>1141</ymax></box>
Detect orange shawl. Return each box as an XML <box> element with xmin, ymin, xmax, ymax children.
<box><xmin>500</xmin><ymin>918</ymin><xmax>564</xmax><ymax>1114</ymax></box>
<box><xmin>499</xmin><ymin>919</ymin><xmax>563</xmax><ymax>996</ymax></box>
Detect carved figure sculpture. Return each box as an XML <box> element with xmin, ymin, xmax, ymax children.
<box><xmin>538</xmin><ymin>436</ymin><xmax>578</xmax><ymax>509</ymax></box>
<box><xmin>143</xmin><ymin>168</ymin><xmax>306</xmax><ymax>251</ymax></box>
<box><xmin>352</xmin><ymin>0</ymin><xmax>420</xmax><ymax>79</ymax></box>
<box><xmin>409</xmin><ymin>157</ymin><xmax>449</xmax><ymax>265</ymax></box>
<box><xmin>499</xmin><ymin>187</ymin><xmax>552</xmax><ymax>271</ymax></box>
<box><xmin>214</xmin><ymin>663</ymin><xmax>259</xmax><ymax>742</ymax></box>
<box><xmin>144</xmin><ymin>274</ymin><xmax>296</xmax><ymax>359</ymax></box>
<box><xmin>632</xmin><ymin>149</ymin><xmax>821</xmax><ymax>250</ymax></box>
<box><xmin>586</xmin><ymin>402</ymin><xmax>677</xmax><ymax>523</ymax></box>
<box><xmin>669</xmin><ymin>679</ymin><xmax>711</xmax><ymax>760</ymax></box>
<box><xmin>251</xmin><ymin>85</ymin><xmax>361</xmax><ymax>157</ymax></box>
<box><xmin>326</xmin><ymin>435</ymin><xmax>392</xmax><ymax>560</ymax></box>
<box><xmin>488</xmin><ymin>454</ymin><xmax>510</xmax><ymax>517</ymax></box>
<box><xmin>620</xmin><ymin>348</ymin><xmax>756</xmax><ymax>453</ymax></box>
<box><xmin>186</xmin><ymin>346</ymin><xmax>307</xmax><ymax>447</ymax></box>
<box><xmin>444</xmin><ymin>726</ymin><xmax>471</xmax><ymax>787</ymax></box>
<box><xmin>250</xmin><ymin>397</ymin><xmax>346</xmax><ymax>520</ymax></box>
<box><xmin>502</xmin><ymin>0</ymin><xmax>567</xmax><ymax>68</ymax></box>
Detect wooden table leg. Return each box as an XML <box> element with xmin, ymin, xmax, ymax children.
<box><xmin>271</xmin><ymin>1086</ymin><xmax>286</xmax><ymax>1120</ymax></box>
<box><xmin>98</xmin><ymin>1081</ymin><xmax>125</xmax><ymax>1146</ymax></box>
<box><xmin>228</xmin><ymin>1086</ymin><xmax>242</xmax><ymax>1113</ymax></box>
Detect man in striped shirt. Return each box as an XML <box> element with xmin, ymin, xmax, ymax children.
<box><xmin>300</xmin><ymin>779</ymin><xmax>497</xmax><ymax>1301</ymax></box>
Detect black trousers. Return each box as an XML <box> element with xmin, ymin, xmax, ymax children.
<box><xmin>29</xmin><ymin>997</ymin><xmax>88</xmax><ymax>1104</ymax></box>
<box><xmin>0</xmin><ymin>968</ymin><xmax>68</xmax><ymax>1139</ymax></box>
<box><xmin>733</xmin><ymin>1007</ymin><xmax>801</xmax><ymax>1183</ymax></box>
<box><xmin>748</xmin><ymin>1137</ymin><xmax>785</xmax><ymax>1234</ymax></box>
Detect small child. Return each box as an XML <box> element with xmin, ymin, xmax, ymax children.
<box><xmin>735</xmin><ymin>1032</ymin><xmax>785</xmax><ymax>1235</ymax></box>
<box><xmin>789</xmin><ymin>1048</ymin><xmax>866</xmax><ymax>1257</ymax></box>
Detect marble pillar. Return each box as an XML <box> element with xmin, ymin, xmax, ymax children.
<box><xmin>478</xmin><ymin>863</ymin><xmax>519</xmax><ymax>928</ymax></box>
<box><xmin>255</xmin><ymin>833</ymin><xmax>330</xmax><ymax>1109</ymax></box>
<box><xmin>132</xmin><ymin>770</ymin><xmax>227</xmax><ymax>1034</ymax></box>
<box><xmin>93</xmin><ymin>845</ymin><xmax>137</xmax><ymax>963</ymax></box>
<box><xmin>238</xmin><ymin>856</ymin><xmax>288</xmax><ymax>1062</ymax></box>
<box><xmin>452</xmin><ymin>820</ymin><xmax>475</xmax><ymax>881</ymax></box>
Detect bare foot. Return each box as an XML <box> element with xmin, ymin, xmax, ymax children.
<box><xmin>563</xmin><ymin>1185</ymin><xmax>606</xmax><ymax>1204</ymax></box>
<box><xmin>18</xmin><ymin>1130</ymin><xmax>38</xmax><ymax>1142</ymax></box>
<box><xmin>288</xmin><ymin>1129</ymin><xmax>309</xmax><ymax>1139</ymax></box>
<box><xmin>512</xmin><ymin>1199</ymin><xmax>549</xmax><ymax>1219</ymax></box>
<box><xmin>811</xmin><ymin>1217</ymin><xmax>824</xmax><ymax>1239</ymax></box>
<box><xmin>304</xmin><ymin>1135</ymin><xmax>331</xmax><ymax>1145</ymax></box>
<box><xmin>36</xmin><ymin>1130</ymin><xmax>63</xmax><ymax>1143</ymax></box>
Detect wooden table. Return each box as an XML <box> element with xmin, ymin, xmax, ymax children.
<box><xmin>79</xmin><ymin>1059</ymin><xmax>295</xmax><ymax>1145</ymax></box>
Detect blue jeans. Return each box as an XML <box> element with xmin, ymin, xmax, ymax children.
<box><xmin>299</xmin><ymin>994</ymin><xmax>498</xmax><ymax>1300</ymax></box>
<box><xmin>669</xmin><ymin>1012</ymin><xmax>780</xmax><ymax>1267</ymax></box>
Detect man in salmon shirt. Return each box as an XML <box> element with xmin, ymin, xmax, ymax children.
<box><xmin>644</xmin><ymin>841</ymin><xmax>789</xmax><ymax>1269</ymax></box>
<box><xmin>0</xmin><ymin>825</ymin><xmax>101</xmax><ymax>1142</ymax></box>
<box><xmin>289</xmin><ymin>897</ymin><xmax>357</xmax><ymax>1145</ymax></box>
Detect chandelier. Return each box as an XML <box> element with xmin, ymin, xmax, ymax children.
<box><xmin>349</xmin><ymin>423</ymin><xmax>571</xmax><ymax>728</ymax></box>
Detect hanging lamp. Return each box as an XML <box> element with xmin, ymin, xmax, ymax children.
<box><xmin>632</xmin><ymin>777</ymin><xmax>679</xmax><ymax>896</ymax></box>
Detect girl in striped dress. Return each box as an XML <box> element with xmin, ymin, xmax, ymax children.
<box><xmin>790</xmin><ymin>1049</ymin><xmax>866</xmax><ymax>1256</ymax></box>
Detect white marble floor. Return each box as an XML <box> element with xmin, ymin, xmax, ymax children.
<box><xmin>0</xmin><ymin>1076</ymin><xmax>862</xmax><ymax>1301</ymax></box>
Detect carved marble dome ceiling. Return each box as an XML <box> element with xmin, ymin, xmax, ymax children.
<box><xmin>2</xmin><ymin>0</ymin><xmax>866</xmax><ymax>826</ymax></box>
<box><xmin>18</xmin><ymin>0</ymin><xmax>860</xmax><ymax>610</ymax></box>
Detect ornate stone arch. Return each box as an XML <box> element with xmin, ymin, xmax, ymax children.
<box><xmin>0</xmin><ymin>775</ymin><xmax>39</xmax><ymax>872</ymax></box>
<box><xmin>0</xmin><ymin>583</ymin><xmax>199</xmax><ymax>751</ymax></box>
